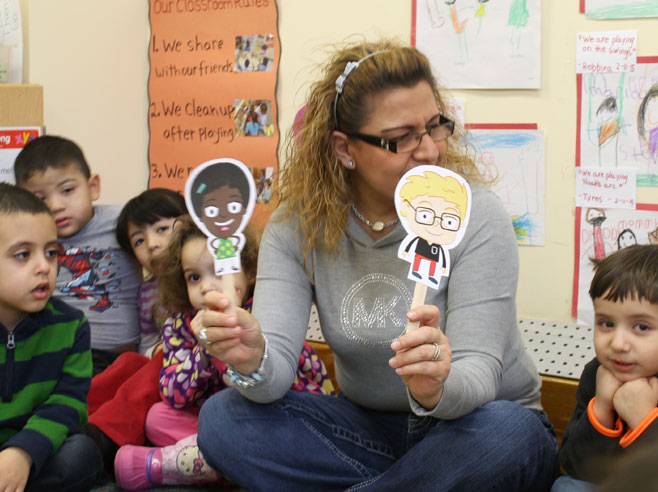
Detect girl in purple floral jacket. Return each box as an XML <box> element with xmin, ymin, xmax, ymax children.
<box><xmin>114</xmin><ymin>216</ymin><xmax>335</xmax><ymax>490</ymax></box>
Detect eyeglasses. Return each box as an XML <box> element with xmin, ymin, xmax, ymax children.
<box><xmin>346</xmin><ymin>115</ymin><xmax>455</xmax><ymax>154</ymax></box>
<box><xmin>404</xmin><ymin>200</ymin><xmax>461</xmax><ymax>231</ymax></box>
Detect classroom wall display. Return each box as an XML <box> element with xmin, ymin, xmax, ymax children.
<box><xmin>572</xmin><ymin>203</ymin><xmax>658</xmax><ymax>324</ymax></box>
<box><xmin>466</xmin><ymin>124</ymin><xmax>545</xmax><ymax>246</ymax></box>
<box><xmin>412</xmin><ymin>0</ymin><xmax>541</xmax><ymax>89</ymax></box>
<box><xmin>0</xmin><ymin>127</ymin><xmax>40</xmax><ymax>184</ymax></box>
<box><xmin>577</xmin><ymin>57</ymin><xmax>658</xmax><ymax>186</ymax></box>
<box><xmin>581</xmin><ymin>0</ymin><xmax>658</xmax><ymax>20</ymax></box>
<box><xmin>147</xmin><ymin>0</ymin><xmax>279</xmax><ymax>200</ymax></box>
<box><xmin>0</xmin><ymin>0</ymin><xmax>23</xmax><ymax>83</ymax></box>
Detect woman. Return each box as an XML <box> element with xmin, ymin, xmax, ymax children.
<box><xmin>194</xmin><ymin>39</ymin><xmax>558</xmax><ymax>491</ymax></box>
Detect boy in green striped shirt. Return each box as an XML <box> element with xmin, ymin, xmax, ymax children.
<box><xmin>0</xmin><ymin>183</ymin><xmax>102</xmax><ymax>492</ymax></box>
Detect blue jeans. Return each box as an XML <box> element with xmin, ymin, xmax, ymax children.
<box><xmin>550</xmin><ymin>475</ymin><xmax>596</xmax><ymax>492</ymax></box>
<box><xmin>198</xmin><ymin>389</ymin><xmax>559</xmax><ymax>492</ymax></box>
<box><xmin>26</xmin><ymin>433</ymin><xmax>102</xmax><ymax>492</ymax></box>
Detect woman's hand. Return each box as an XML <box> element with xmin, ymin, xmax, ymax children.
<box><xmin>389</xmin><ymin>304</ymin><xmax>451</xmax><ymax>410</ymax></box>
<box><xmin>190</xmin><ymin>291</ymin><xmax>265</xmax><ymax>375</ymax></box>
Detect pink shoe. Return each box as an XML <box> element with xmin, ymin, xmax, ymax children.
<box><xmin>158</xmin><ymin>433</ymin><xmax>221</xmax><ymax>485</ymax></box>
<box><xmin>114</xmin><ymin>445</ymin><xmax>163</xmax><ymax>490</ymax></box>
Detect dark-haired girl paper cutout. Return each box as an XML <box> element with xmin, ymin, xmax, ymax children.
<box><xmin>395</xmin><ymin>165</ymin><xmax>471</xmax><ymax>290</ymax></box>
<box><xmin>185</xmin><ymin>159</ymin><xmax>256</xmax><ymax>275</ymax></box>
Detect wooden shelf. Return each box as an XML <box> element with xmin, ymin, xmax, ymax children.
<box><xmin>0</xmin><ymin>84</ymin><xmax>43</xmax><ymax>127</ymax></box>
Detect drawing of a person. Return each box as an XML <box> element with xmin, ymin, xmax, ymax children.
<box><xmin>638</xmin><ymin>83</ymin><xmax>658</xmax><ymax>165</ymax></box>
<box><xmin>397</xmin><ymin>168</ymin><xmax>470</xmax><ymax>289</ymax></box>
<box><xmin>507</xmin><ymin>0</ymin><xmax>529</xmax><ymax>49</ymax></box>
<box><xmin>445</xmin><ymin>0</ymin><xmax>469</xmax><ymax>61</ymax></box>
<box><xmin>597</xmin><ymin>96</ymin><xmax>621</xmax><ymax>167</ymax></box>
<box><xmin>617</xmin><ymin>228</ymin><xmax>637</xmax><ymax>250</ymax></box>
<box><xmin>586</xmin><ymin>208</ymin><xmax>606</xmax><ymax>260</ymax></box>
<box><xmin>187</xmin><ymin>160</ymin><xmax>255</xmax><ymax>275</ymax></box>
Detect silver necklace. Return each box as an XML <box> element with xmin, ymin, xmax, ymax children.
<box><xmin>351</xmin><ymin>203</ymin><xmax>399</xmax><ymax>232</ymax></box>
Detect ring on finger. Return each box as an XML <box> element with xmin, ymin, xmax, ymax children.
<box><xmin>199</xmin><ymin>327</ymin><xmax>211</xmax><ymax>346</ymax></box>
<box><xmin>431</xmin><ymin>342</ymin><xmax>441</xmax><ymax>361</ymax></box>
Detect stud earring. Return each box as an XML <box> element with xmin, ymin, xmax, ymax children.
<box><xmin>347</xmin><ymin>160</ymin><xmax>354</xmax><ymax>169</ymax></box>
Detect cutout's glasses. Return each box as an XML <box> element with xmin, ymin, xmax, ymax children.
<box><xmin>404</xmin><ymin>200</ymin><xmax>461</xmax><ymax>231</ymax></box>
<box><xmin>347</xmin><ymin>115</ymin><xmax>455</xmax><ymax>154</ymax></box>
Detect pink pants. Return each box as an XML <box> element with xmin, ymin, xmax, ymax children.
<box><xmin>145</xmin><ymin>401</ymin><xmax>200</xmax><ymax>446</ymax></box>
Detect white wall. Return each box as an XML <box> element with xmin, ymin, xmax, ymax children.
<box><xmin>24</xmin><ymin>0</ymin><xmax>658</xmax><ymax>322</ymax></box>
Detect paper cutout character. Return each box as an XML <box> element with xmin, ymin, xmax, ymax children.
<box><xmin>395</xmin><ymin>166</ymin><xmax>471</xmax><ymax>289</ymax></box>
<box><xmin>185</xmin><ymin>158</ymin><xmax>256</xmax><ymax>275</ymax></box>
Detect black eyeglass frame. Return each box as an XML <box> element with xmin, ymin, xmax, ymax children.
<box><xmin>345</xmin><ymin>115</ymin><xmax>455</xmax><ymax>154</ymax></box>
<box><xmin>403</xmin><ymin>199</ymin><xmax>462</xmax><ymax>231</ymax></box>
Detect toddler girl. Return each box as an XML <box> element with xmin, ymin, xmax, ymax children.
<box><xmin>85</xmin><ymin>188</ymin><xmax>187</xmax><ymax>474</ymax></box>
<box><xmin>114</xmin><ymin>215</ymin><xmax>334</xmax><ymax>489</ymax></box>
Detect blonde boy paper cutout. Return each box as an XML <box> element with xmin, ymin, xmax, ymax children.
<box><xmin>185</xmin><ymin>158</ymin><xmax>256</xmax><ymax>282</ymax></box>
<box><xmin>395</xmin><ymin>166</ymin><xmax>471</xmax><ymax>330</ymax></box>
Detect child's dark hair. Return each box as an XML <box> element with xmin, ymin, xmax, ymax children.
<box><xmin>116</xmin><ymin>188</ymin><xmax>187</xmax><ymax>257</ymax></box>
<box><xmin>154</xmin><ymin>215</ymin><xmax>260</xmax><ymax>313</ymax></box>
<box><xmin>589</xmin><ymin>244</ymin><xmax>658</xmax><ymax>304</ymax></box>
<box><xmin>14</xmin><ymin>135</ymin><xmax>91</xmax><ymax>184</ymax></box>
<box><xmin>0</xmin><ymin>182</ymin><xmax>52</xmax><ymax>216</ymax></box>
<box><xmin>189</xmin><ymin>163</ymin><xmax>252</xmax><ymax>219</ymax></box>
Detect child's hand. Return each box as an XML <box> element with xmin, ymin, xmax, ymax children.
<box><xmin>593</xmin><ymin>364</ymin><xmax>622</xmax><ymax>429</ymax></box>
<box><xmin>0</xmin><ymin>446</ymin><xmax>32</xmax><ymax>492</ymax></box>
<box><xmin>613</xmin><ymin>376</ymin><xmax>658</xmax><ymax>429</ymax></box>
<box><xmin>191</xmin><ymin>291</ymin><xmax>266</xmax><ymax>375</ymax></box>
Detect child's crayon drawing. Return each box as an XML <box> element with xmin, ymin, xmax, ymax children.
<box><xmin>414</xmin><ymin>0</ymin><xmax>541</xmax><ymax>88</ymax></box>
<box><xmin>578</xmin><ymin>58</ymin><xmax>658</xmax><ymax>186</ymax></box>
<box><xmin>467</xmin><ymin>125</ymin><xmax>545</xmax><ymax>246</ymax></box>
<box><xmin>573</xmin><ymin>204</ymin><xmax>658</xmax><ymax>325</ymax></box>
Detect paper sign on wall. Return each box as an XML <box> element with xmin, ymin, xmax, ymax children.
<box><xmin>0</xmin><ymin>127</ymin><xmax>40</xmax><ymax>184</ymax></box>
<box><xmin>148</xmin><ymin>0</ymin><xmax>279</xmax><ymax>229</ymax></box>
<box><xmin>576</xmin><ymin>167</ymin><xmax>636</xmax><ymax>209</ymax></box>
<box><xmin>576</xmin><ymin>30</ymin><xmax>637</xmax><ymax>74</ymax></box>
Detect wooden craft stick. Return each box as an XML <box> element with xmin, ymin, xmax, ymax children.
<box><xmin>221</xmin><ymin>273</ymin><xmax>238</xmax><ymax>315</ymax></box>
<box><xmin>406</xmin><ymin>282</ymin><xmax>428</xmax><ymax>332</ymax></box>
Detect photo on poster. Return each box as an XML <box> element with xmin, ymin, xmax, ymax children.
<box><xmin>234</xmin><ymin>34</ymin><xmax>275</xmax><ymax>72</ymax></box>
<box><xmin>251</xmin><ymin>166</ymin><xmax>274</xmax><ymax>204</ymax></box>
<box><xmin>234</xmin><ymin>99</ymin><xmax>274</xmax><ymax>137</ymax></box>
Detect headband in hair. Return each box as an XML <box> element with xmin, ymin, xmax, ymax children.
<box><xmin>333</xmin><ymin>50</ymin><xmax>388</xmax><ymax>129</ymax></box>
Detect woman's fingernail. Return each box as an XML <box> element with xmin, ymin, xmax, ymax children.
<box><xmin>391</xmin><ymin>341</ymin><xmax>400</xmax><ymax>350</ymax></box>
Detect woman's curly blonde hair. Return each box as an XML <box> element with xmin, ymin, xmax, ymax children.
<box><xmin>276</xmin><ymin>38</ymin><xmax>486</xmax><ymax>258</ymax></box>
<box><xmin>153</xmin><ymin>215</ymin><xmax>260</xmax><ymax>314</ymax></box>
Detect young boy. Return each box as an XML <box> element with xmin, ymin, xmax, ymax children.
<box><xmin>0</xmin><ymin>183</ymin><xmax>102</xmax><ymax>492</ymax></box>
<box><xmin>14</xmin><ymin>135</ymin><xmax>142</xmax><ymax>375</ymax></box>
<box><xmin>556</xmin><ymin>244</ymin><xmax>658</xmax><ymax>489</ymax></box>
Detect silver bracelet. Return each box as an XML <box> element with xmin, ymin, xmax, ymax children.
<box><xmin>226</xmin><ymin>336</ymin><xmax>268</xmax><ymax>389</ymax></box>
